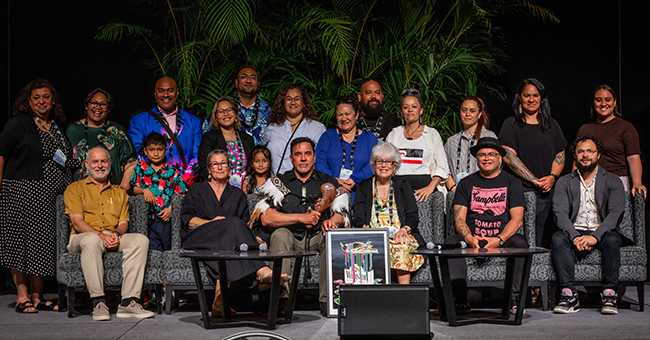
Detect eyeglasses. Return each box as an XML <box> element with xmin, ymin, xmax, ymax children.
<box><xmin>575</xmin><ymin>149</ymin><xmax>597</xmax><ymax>156</ymax></box>
<box><xmin>476</xmin><ymin>152</ymin><xmax>500</xmax><ymax>159</ymax></box>
<box><xmin>89</xmin><ymin>101</ymin><xmax>108</xmax><ymax>109</ymax></box>
<box><xmin>374</xmin><ymin>160</ymin><xmax>396</xmax><ymax>166</ymax></box>
<box><xmin>285</xmin><ymin>96</ymin><xmax>303</xmax><ymax>103</ymax></box>
<box><xmin>209</xmin><ymin>161</ymin><xmax>229</xmax><ymax>169</ymax></box>
<box><xmin>238</xmin><ymin>74</ymin><xmax>258</xmax><ymax>81</ymax></box>
<box><xmin>217</xmin><ymin>107</ymin><xmax>235</xmax><ymax>116</ymax></box>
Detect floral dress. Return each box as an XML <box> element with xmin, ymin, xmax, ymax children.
<box><xmin>66</xmin><ymin>120</ymin><xmax>137</xmax><ymax>185</ymax></box>
<box><xmin>370</xmin><ymin>181</ymin><xmax>424</xmax><ymax>272</ymax></box>
<box><xmin>226</xmin><ymin>140</ymin><xmax>247</xmax><ymax>188</ymax></box>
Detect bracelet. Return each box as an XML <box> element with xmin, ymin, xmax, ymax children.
<box><xmin>95</xmin><ymin>231</ymin><xmax>101</xmax><ymax>236</ymax></box>
<box><xmin>113</xmin><ymin>230</ymin><xmax>122</xmax><ymax>237</ymax></box>
<box><xmin>401</xmin><ymin>226</ymin><xmax>411</xmax><ymax>234</ymax></box>
<box><xmin>450</xmin><ymin>184</ymin><xmax>457</xmax><ymax>191</ymax></box>
<box><xmin>550</xmin><ymin>173</ymin><xmax>558</xmax><ymax>180</ymax></box>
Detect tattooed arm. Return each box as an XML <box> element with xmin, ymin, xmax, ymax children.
<box><xmin>502</xmin><ymin>146</ymin><xmax>540</xmax><ymax>186</ymax></box>
<box><xmin>454</xmin><ymin>204</ymin><xmax>479</xmax><ymax>248</ymax></box>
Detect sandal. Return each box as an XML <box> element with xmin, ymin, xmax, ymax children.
<box><xmin>211</xmin><ymin>305</ymin><xmax>237</xmax><ymax>319</ymax></box>
<box><xmin>15</xmin><ymin>302</ymin><xmax>38</xmax><ymax>314</ymax></box>
<box><xmin>257</xmin><ymin>271</ymin><xmax>291</xmax><ymax>292</ymax></box>
<box><xmin>36</xmin><ymin>300</ymin><xmax>59</xmax><ymax>311</ymax></box>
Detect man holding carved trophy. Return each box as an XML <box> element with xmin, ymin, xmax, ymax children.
<box><xmin>249</xmin><ymin>137</ymin><xmax>350</xmax><ymax>317</ymax></box>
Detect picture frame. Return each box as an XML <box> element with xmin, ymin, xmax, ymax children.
<box><xmin>326</xmin><ymin>228</ymin><xmax>391</xmax><ymax>317</ymax></box>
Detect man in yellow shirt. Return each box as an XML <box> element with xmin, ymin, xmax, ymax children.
<box><xmin>64</xmin><ymin>147</ymin><xmax>153</xmax><ymax>321</ymax></box>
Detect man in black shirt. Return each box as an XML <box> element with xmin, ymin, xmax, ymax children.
<box><xmin>356</xmin><ymin>77</ymin><xmax>401</xmax><ymax>140</ymax></box>
<box><xmin>252</xmin><ymin>137</ymin><xmax>349</xmax><ymax>316</ymax></box>
<box><xmin>445</xmin><ymin>137</ymin><xmax>528</xmax><ymax>314</ymax></box>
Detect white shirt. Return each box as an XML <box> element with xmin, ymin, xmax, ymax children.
<box><xmin>574</xmin><ymin>170</ymin><xmax>601</xmax><ymax>231</ymax></box>
<box><xmin>262</xmin><ymin>118</ymin><xmax>326</xmax><ymax>175</ymax></box>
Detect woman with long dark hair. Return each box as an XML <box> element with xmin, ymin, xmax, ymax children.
<box><xmin>262</xmin><ymin>84</ymin><xmax>326</xmax><ymax>175</ymax></box>
<box><xmin>499</xmin><ymin>78</ymin><xmax>568</xmax><ymax>247</ymax></box>
<box><xmin>0</xmin><ymin>79</ymin><xmax>76</xmax><ymax>313</ymax></box>
<box><xmin>576</xmin><ymin>84</ymin><xmax>646</xmax><ymax>197</ymax></box>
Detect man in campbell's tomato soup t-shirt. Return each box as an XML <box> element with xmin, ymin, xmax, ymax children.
<box><xmin>443</xmin><ymin>137</ymin><xmax>528</xmax><ymax>315</ymax></box>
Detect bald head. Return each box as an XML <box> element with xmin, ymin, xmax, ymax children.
<box><xmin>86</xmin><ymin>147</ymin><xmax>111</xmax><ymax>182</ymax></box>
<box><xmin>154</xmin><ymin>77</ymin><xmax>179</xmax><ymax>113</ymax></box>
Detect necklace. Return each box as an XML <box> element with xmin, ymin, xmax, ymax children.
<box><xmin>405</xmin><ymin>123</ymin><xmax>421</xmax><ymax>140</ymax></box>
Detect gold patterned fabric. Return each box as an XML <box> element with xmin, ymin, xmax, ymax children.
<box><xmin>370</xmin><ymin>182</ymin><xmax>424</xmax><ymax>272</ymax></box>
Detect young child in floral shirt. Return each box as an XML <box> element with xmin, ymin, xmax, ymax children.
<box><xmin>131</xmin><ymin>132</ymin><xmax>187</xmax><ymax>251</ymax></box>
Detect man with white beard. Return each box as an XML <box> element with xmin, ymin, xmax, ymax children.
<box><xmin>64</xmin><ymin>147</ymin><xmax>153</xmax><ymax>321</ymax></box>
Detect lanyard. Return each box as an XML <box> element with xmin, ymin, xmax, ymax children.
<box><xmin>157</xmin><ymin>106</ymin><xmax>183</xmax><ymax>147</ymax></box>
<box><xmin>373</xmin><ymin>178</ymin><xmax>394</xmax><ymax>228</ymax></box>
<box><xmin>34</xmin><ymin>116</ymin><xmax>65</xmax><ymax>148</ymax></box>
<box><xmin>83</xmin><ymin>119</ymin><xmax>108</xmax><ymax>142</ymax></box>
<box><xmin>339</xmin><ymin>129</ymin><xmax>359</xmax><ymax>171</ymax></box>
<box><xmin>456</xmin><ymin>132</ymin><xmax>476</xmax><ymax>174</ymax></box>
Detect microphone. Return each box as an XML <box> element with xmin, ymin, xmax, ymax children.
<box><xmin>426</xmin><ymin>241</ymin><xmax>467</xmax><ymax>250</ymax></box>
<box><xmin>234</xmin><ymin>243</ymin><xmax>268</xmax><ymax>252</ymax></box>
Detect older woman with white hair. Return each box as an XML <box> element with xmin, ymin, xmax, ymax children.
<box><xmin>352</xmin><ymin>141</ymin><xmax>424</xmax><ymax>284</ymax></box>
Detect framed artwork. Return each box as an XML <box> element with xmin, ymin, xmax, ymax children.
<box><xmin>325</xmin><ymin>228</ymin><xmax>391</xmax><ymax>317</ymax></box>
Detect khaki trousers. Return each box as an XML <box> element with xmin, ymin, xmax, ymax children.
<box><xmin>269</xmin><ymin>228</ymin><xmax>326</xmax><ymax>302</ymax></box>
<box><xmin>67</xmin><ymin>232</ymin><xmax>149</xmax><ymax>299</ymax></box>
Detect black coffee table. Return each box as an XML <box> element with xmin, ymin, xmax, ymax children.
<box><xmin>411</xmin><ymin>247</ymin><xmax>548</xmax><ymax>326</ymax></box>
<box><xmin>179</xmin><ymin>249</ymin><xmax>318</xmax><ymax>330</ymax></box>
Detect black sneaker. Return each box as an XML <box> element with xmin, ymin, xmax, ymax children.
<box><xmin>554</xmin><ymin>289</ymin><xmax>580</xmax><ymax>314</ymax></box>
<box><xmin>510</xmin><ymin>295</ymin><xmax>526</xmax><ymax>315</ymax></box>
<box><xmin>319</xmin><ymin>302</ymin><xmax>327</xmax><ymax>317</ymax></box>
<box><xmin>601</xmin><ymin>292</ymin><xmax>618</xmax><ymax>315</ymax></box>
<box><xmin>277</xmin><ymin>298</ymin><xmax>288</xmax><ymax>318</ymax></box>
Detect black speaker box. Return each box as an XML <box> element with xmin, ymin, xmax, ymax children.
<box><xmin>338</xmin><ymin>284</ymin><xmax>432</xmax><ymax>340</ymax></box>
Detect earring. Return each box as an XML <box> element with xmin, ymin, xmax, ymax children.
<box><xmin>208</xmin><ymin>174</ymin><xmax>212</xmax><ymax>181</ymax></box>
<box><xmin>518</xmin><ymin>104</ymin><xmax>522</xmax><ymax>114</ymax></box>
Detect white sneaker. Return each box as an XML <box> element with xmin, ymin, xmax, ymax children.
<box><xmin>116</xmin><ymin>300</ymin><xmax>154</xmax><ymax>319</ymax></box>
<box><xmin>92</xmin><ymin>301</ymin><xmax>111</xmax><ymax>321</ymax></box>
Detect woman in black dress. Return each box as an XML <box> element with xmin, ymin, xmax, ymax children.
<box><xmin>0</xmin><ymin>79</ymin><xmax>75</xmax><ymax>313</ymax></box>
<box><xmin>181</xmin><ymin>149</ymin><xmax>288</xmax><ymax>318</ymax></box>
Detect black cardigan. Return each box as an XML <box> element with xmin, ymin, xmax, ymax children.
<box><xmin>0</xmin><ymin>113</ymin><xmax>72</xmax><ymax>180</ymax></box>
<box><xmin>352</xmin><ymin>176</ymin><xmax>424</xmax><ymax>246</ymax></box>
<box><xmin>197</xmin><ymin>128</ymin><xmax>255</xmax><ymax>180</ymax></box>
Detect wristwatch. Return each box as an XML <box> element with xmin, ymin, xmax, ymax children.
<box><xmin>497</xmin><ymin>235</ymin><xmax>504</xmax><ymax>246</ymax></box>
<box><xmin>113</xmin><ymin>230</ymin><xmax>122</xmax><ymax>239</ymax></box>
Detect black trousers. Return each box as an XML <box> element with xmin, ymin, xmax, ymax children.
<box><xmin>551</xmin><ymin>229</ymin><xmax>622</xmax><ymax>292</ymax></box>
<box><xmin>444</xmin><ymin>233</ymin><xmax>529</xmax><ymax>304</ymax></box>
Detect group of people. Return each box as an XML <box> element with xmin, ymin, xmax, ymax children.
<box><xmin>0</xmin><ymin>65</ymin><xmax>643</xmax><ymax>320</ymax></box>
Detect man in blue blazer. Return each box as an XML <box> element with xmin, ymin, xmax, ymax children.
<box><xmin>128</xmin><ymin>77</ymin><xmax>203</xmax><ymax>185</ymax></box>
<box><xmin>552</xmin><ymin>135</ymin><xmax>625</xmax><ymax>315</ymax></box>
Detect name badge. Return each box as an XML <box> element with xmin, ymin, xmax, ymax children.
<box><xmin>339</xmin><ymin>168</ymin><xmax>353</xmax><ymax>180</ymax></box>
<box><xmin>53</xmin><ymin>149</ymin><xmax>67</xmax><ymax>167</ymax></box>
<box><xmin>456</xmin><ymin>171</ymin><xmax>470</xmax><ymax>182</ymax></box>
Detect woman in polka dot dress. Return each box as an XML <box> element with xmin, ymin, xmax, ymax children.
<box><xmin>0</xmin><ymin>79</ymin><xmax>75</xmax><ymax>313</ymax></box>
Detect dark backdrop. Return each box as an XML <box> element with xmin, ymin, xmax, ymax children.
<box><xmin>4</xmin><ymin>1</ymin><xmax>649</xmax><ymax>281</ymax></box>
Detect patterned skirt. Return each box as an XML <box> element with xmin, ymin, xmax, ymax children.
<box><xmin>388</xmin><ymin>235</ymin><xmax>424</xmax><ymax>272</ymax></box>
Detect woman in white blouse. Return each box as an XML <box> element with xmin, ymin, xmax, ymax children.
<box><xmin>386</xmin><ymin>88</ymin><xmax>449</xmax><ymax>202</ymax></box>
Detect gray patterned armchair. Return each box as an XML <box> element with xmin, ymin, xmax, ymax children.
<box><xmin>548</xmin><ymin>192</ymin><xmax>646</xmax><ymax>311</ymax></box>
<box><xmin>444</xmin><ymin>191</ymin><xmax>553</xmax><ymax>311</ymax></box>
<box><xmin>162</xmin><ymin>193</ymin><xmax>214</xmax><ymax>314</ymax></box>
<box><xmin>56</xmin><ymin>194</ymin><xmax>164</xmax><ymax>317</ymax></box>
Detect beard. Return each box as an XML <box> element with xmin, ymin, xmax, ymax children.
<box><xmin>360</xmin><ymin>99</ymin><xmax>384</xmax><ymax>117</ymax></box>
<box><xmin>88</xmin><ymin>167</ymin><xmax>110</xmax><ymax>180</ymax></box>
<box><xmin>577</xmin><ymin>159</ymin><xmax>597</xmax><ymax>173</ymax></box>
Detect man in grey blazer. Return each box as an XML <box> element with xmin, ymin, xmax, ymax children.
<box><xmin>551</xmin><ymin>135</ymin><xmax>625</xmax><ymax>315</ymax></box>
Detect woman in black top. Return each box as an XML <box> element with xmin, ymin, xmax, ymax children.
<box><xmin>0</xmin><ymin>79</ymin><xmax>76</xmax><ymax>313</ymax></box>
<box><xmin>181</xmin><ymin>149</ymin><xmax>288</xmax><ymax>318</ymax></box>
<box><xmin>198</xmin><ymin>96</ymin><xmax>254</xmax><ymax>186</ymax></box>
<box><xmin>499</xmin><ymin>78</ymin><xmax>567</xmax><ymax>247</ymax></box>
<box><xmin>353</xmin><ymin>142</ymin><xmax>424</xmax><ymax>284</ymax></box>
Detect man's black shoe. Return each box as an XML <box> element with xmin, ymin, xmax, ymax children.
<box><xmin>277</xmin><ymin>298</ymin><xmax>288</xmax><ymax>318</ymax></box>
<box><xmin>319</xmin><ymin>302</ymin><xmax>327</xmax><ymax>317</ymax></box>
